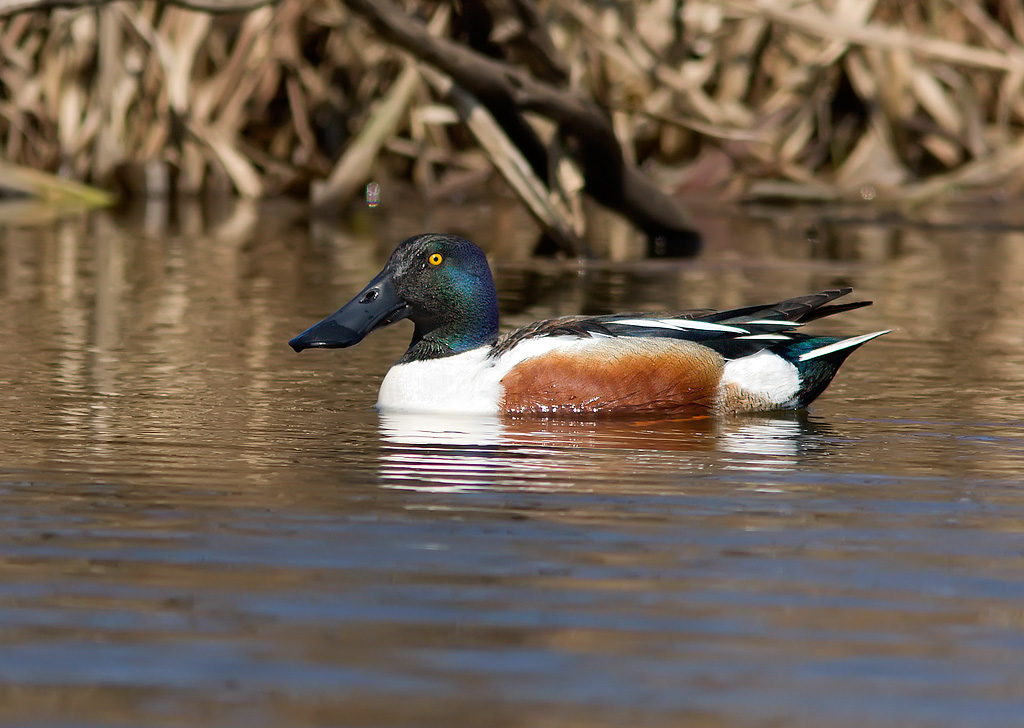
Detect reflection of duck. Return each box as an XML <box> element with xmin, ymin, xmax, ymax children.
<box><xmin>378</xmin><ymin>410</ymin><xmax>828</xmax><ymax>451</ymax></box>
<box><xmin>378</xmin><ymin>410</ymin><xmax>721</xmax><ymax>449</ymax></box>
<box><xmin>291</xmin><ymin>234</ymin><xmax>887</xmax><ymax>416</ymax></box>
<box><xmin>377</xmin><ymin>412</ymin><xmax>828</xmax><ymax>493</ymax></box>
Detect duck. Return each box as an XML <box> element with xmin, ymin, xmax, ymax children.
<box><xmin>289</xmin><ymin>233</ymin><xmax>888</xmax><ymax>416</ymax></box>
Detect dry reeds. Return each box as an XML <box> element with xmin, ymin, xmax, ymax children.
<box><xmin>1</xmin><ymin>0</ymin><xmax>1023</xmax><ymax>220</ymax></box>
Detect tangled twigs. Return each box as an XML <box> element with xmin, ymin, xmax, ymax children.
<box><xmin>342</xmin><ymin>0</ymin><xmax>700</xmax><ymax>254</ymax></box>
<box><xmin>3</xmin><ymin>0</ymin><xmax>1024</xmax><ymax>248</ymax></box>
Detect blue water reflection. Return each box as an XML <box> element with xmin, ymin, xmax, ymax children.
<box><xmin>377</xmin><ymin>411</ymin><xmax>833</xmax><ymax>495</ymax></box>
<box><xmin>3</xmin><ymin>203</ymin><xmax>1024</xmax><ymax>727</ymax></box>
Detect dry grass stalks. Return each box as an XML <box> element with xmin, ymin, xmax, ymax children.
<box><xmin>1</xmin><ymin>0</ymin><xmax>1024</xmax><ymax>220</ymax></box>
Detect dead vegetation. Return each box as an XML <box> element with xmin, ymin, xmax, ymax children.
<box><xmin>1</xmin><ymin>0</ymin><xmax>1024</xmax><ymax>240</ymax></box>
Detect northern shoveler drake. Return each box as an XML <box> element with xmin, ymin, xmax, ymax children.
<box><xmin>289</xmin><ymin>233</ymin><xmax>888</xmax><ymax>416</ymax></box>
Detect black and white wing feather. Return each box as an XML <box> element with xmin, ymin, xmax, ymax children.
<box><xmin>490</xmin><ymin>288</ymin><xmax>872</xmax><ymax>360</ymax></box>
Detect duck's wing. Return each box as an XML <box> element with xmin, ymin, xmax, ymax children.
<box><xmin>698</xmin><ymin>288</ymin><xmax>871</xmax><ymax>325</ymax></box>
<box><xmin>490</xmin><ymin>289</ymin><xmax>873</xmax><ymax>360</ymax></box>
<box><xmin>490</xmin><ymin>315</ymin><xmax>609</xmax><ymax>358</ymax></box>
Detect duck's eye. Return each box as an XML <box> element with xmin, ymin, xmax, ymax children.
<box><xmin>428</xmin><ymin>253</ymin><xmax>443</xmax><ymax>266</ymax></box>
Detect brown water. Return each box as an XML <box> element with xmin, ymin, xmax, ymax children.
<box><xmin>1</xmin><ymin>197</ymin><xmax>1024</xmax><ymax>727</ymax></box>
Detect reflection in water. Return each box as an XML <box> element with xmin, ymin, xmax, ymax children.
<box><xmin>3</xmin><ymin>202</ymin><xmax>1024</xmax><ymax>727</ymax></box>
<box><xmin>378</xmin><ymin>410</ymin><xmax>830</xmax><ymax>494</ymax></box>
<box><xmin>717</xmin><ymin>412</ymin><xmax>832</xmax><ymax>470</ymax></box>
<box><xmin>378</xmin><ymin>411</ymin><xmax>509</xmax><ymax>447</ymax></box>
<box><xmin>377</xmin><ymin>413</ymin><xmax>514</xmax><ymax>494</ymax></box>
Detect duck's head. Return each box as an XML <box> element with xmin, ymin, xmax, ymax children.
<box><xmin>289</xmin><ymin>233</ymin><xmax>499</xmax><ymax>360</ymax></box>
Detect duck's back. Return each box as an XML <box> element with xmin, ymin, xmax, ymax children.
<box><xmin>374</xmin><ymin>288</ymin><xmax>886</xmax><ymax>416</ymax></box>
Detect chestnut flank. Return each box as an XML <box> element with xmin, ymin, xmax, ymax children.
<box><xmin>499</xmin><ymin>339</ymin><xmax>724</xmax><ymax>416</ymax></box>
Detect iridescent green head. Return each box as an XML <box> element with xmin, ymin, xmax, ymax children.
<box><xmin>289</xmin><ymin>233</ymin><xmax>500</xmax><ymax>362</ymax></box>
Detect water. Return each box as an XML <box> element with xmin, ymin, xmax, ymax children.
<box><xmin>1</xmin><ymin>198</ymin><xmax>1024</xmax><ymax>727</ymax></box>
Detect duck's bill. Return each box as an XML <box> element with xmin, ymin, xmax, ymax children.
<box><xmin>289</xmin><ymin>272</ymin><xmax>410</xmax><ymax>352</ymax></box>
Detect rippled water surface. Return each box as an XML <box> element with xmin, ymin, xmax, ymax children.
<box><xmin>2</xmin><ymin>199</ymin><xmax>1024</xmax><ymax>727</ymax></box>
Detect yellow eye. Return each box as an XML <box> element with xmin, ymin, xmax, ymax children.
<box><xmin>428</xmin><ymin>253</ymin><xmax>443</xmax><ymax>266</ymax></box>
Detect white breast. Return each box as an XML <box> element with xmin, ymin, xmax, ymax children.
<box><xmin>375</xmin><ymin>337</ymin><xmax>605</xmax><ymax>414</ymax></box>
<box><xmin>376</xmin><ymin>348</ymin><xmax>503</xmax><ymax>415</ymax></box>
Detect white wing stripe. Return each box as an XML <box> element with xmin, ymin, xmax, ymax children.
<box><xmin>797</xmin><ymin>330</ymin><xmax>891</xmax><ymax>361</ymax></box>
<box><xmin>612</xmin><ymin>318</ymin><xmax>749</xmax><ymax>334</ymax></box>
<box><xmin>740</xmin><ymin>319</ymin><xmax>804</xmax><ymax>327</ymax></box>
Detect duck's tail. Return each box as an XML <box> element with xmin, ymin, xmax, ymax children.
<box><xmin>780</xmin><ymin>330</ymin><xmax>891</xmax><ymax>408</ymax></box>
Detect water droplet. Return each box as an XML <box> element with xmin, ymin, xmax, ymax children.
<box><xmin>366</xmin><ymin>182</ymin><xmax>381</xmax><ymax>207</ymax></box>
